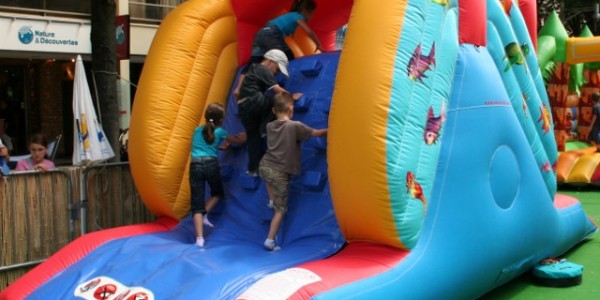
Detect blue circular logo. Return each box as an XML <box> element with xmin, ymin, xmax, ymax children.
<box><xmin>18</xmin><ymin>26</ymin><xmax>34</xmax><ymax>44</ymax></box>
<box><xmin>116</xmin><ymin>25</ymin><xmax>125</xmax><ymax>45</ymax></box>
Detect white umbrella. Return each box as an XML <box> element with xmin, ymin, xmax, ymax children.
<box><xmin>72</xmin><ymin>55</ymin><xmax>115</xmax><ymax>165</ymax></box>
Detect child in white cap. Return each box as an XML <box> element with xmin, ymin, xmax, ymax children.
<box><xmin>236</xmin><ymin>49</ymin><xmax>301</xmax><ymax>176</ymax></box>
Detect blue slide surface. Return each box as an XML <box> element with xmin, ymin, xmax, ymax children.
<box><xmin>28</xmin><ymin>52</ymin><xmax>345</xmax><ymax>299</ymax></box>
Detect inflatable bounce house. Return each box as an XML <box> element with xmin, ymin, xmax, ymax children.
<box><xmin>539</xmin><ymin>12</ymin><xmax>600</xmax><ymax>185</ymax></box>
<box><xmin>2</xmin><ymin>0</ymin><xmax>598</xmax><ymax>299</ymax></box>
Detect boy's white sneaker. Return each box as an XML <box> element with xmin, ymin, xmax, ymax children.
<box><xmin>264</xmin><ymin>239</ymin><xmax>281</xmax><ymax>251</ymax></box>
<box><xmin>245</xmin><ymin>170</ymin><xmax>259</xmax><ymax>177</ymax></box>
<box><xmin>203</xmin><ymin>216</ymin><xmax>214</xmax><ymax>228</ymax></box>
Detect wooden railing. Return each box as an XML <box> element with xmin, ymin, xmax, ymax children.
<box><xmin>0</xmin><ymin>163</ymin><xmax>154</xmax><ymax>289</ymax></box>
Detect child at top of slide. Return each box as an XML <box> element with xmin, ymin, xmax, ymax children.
<box><xmin>233</xmin><ymin>0</ymin><xmax>323</xmax><ymax>100</ymax></box>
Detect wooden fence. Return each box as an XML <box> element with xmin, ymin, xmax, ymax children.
<box><xmin>83</xmin><ymin>163</ymin><xmax>155</xmax><ymax>233</ymax></box>
<box><xmin>0</xmin><ymin>163</ymin><xmax>155</xmax><ymax>289</ymax></box>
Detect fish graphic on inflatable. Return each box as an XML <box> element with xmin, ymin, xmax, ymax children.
<box><xmin>406</xmin><ymin>171</ymin><xmax>426</xmax><ymax>209</ymax></box>
<box><xmin>408</xmin><ymin>43</ymin><xmax>436</xmax><ymax>83</ymax></box>
<box><xmin>538</xmin><ymin>103</ymin><xmax>552</xmax><ymax>134</ymax></box>
<box><xmin>423</xmin><ymin>105</ymin><xmax>446</xmax><ymax>145</ymax></box>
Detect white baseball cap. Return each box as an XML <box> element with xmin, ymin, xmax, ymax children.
<box><xmin>263</xmin><ymin>49</ymin><xmax>289</xmax><ymax>77</ymax></box>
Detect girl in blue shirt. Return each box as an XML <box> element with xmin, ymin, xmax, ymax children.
<box><xmin>190</xmin><ymin>103</ymin><xmax>245</xmax><ymax>247</ymax></box>
<box><xmin>255</xmin><ymin>0</ymin><xmax>323</xmax><ymax>60</ymax></box>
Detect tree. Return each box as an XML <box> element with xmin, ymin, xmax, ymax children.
<box><xmin>91</xmin><ymin>0</ymin><xmax>120</xmax><ymax>162</ymax></box>
<box><xmin>538</xmin><ymin>0</ymin><xmax>562</xmax><ymax>28</ymax></box>
<box><xmin>540</xmin><ymin>0</ymin><xmax>600</xmax><ymax>36</ymax></box>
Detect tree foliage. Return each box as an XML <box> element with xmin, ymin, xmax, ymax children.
<box><xmin>539</xmin><ymin>0</ymin><xmax>600</xmax><ymax>36</ymax></box>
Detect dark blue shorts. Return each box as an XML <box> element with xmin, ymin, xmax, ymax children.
<box><xmin>189</xmin><ymin>157</ymin><xmax>224</xmax><ymax>215</ymax></box>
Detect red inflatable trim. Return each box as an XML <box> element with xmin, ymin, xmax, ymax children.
<box><xmin>231</xmin><ymin>0</ymin><xmax>352</xmax><ymax>66</ymax></box>
<box><xmin>591</xmin><ymin>162</ymin><xmax>600</xmax><ymax>183</ymax></box>
<box><xmin>518</xmin><ymin>0</ymin><xmax>538</xmax><ymax>50</ymax></box>
<box><xmin>554</xmin><ymin>193</ymin><xmax>580</xmax><ymax>209</ymax></box>
<box><xmin>459</xmin><ymin>0</ymin><xmax>486</xmax><ymax>46</ymax></box>
<box><xmin>0</xmin><ymin>217</ymin><xmax>177</xmax><ymax>300</ymax></box>
<box><xmin>288</xmin><ymin>242</ymin><xmax>409</xmax><ymax>299</ymax></box>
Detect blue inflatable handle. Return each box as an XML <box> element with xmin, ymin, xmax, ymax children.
<box><xmin>0</xmin><ymin>158</ymin><xmax>8</xmax><ymax>176</ymax></box>
<box><xmin>0</xmin><ymin>139</ymin><xmax>9</xmax><ymax>176</ymax></box>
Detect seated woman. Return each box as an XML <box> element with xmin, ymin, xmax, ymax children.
<box><xmin>0</xmin><ymin>140</ymin><xmax>9</xmax><ymax>176</ymax></box>
<box><xmin>15</xmin><ymin>133</ymin><xmax>56</xmax><ymax>172</ymax></box>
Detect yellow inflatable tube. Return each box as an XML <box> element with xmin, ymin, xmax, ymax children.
<box><xmin>567</xmin><ymin>153</ymin><xmax>600</xmax><ymax>183</ymax></box>
<box><xmin>328</xmin><ymin>0</ymin><xmax>407</xmax><ymax>247</ymax></box>
<box><xmin>566</xmin><ymin>37</ymin><xmax>600</xmax><ymax>64</ymax></box>
<box><xmin>128</xmin><ymin>0</ymin><xmax>238</xmax><ymax>219</ymax></box>
<box><xmin>129</xmin><ymin>0</ymin><xmax>323</xmax><ymax>220</ymax></box>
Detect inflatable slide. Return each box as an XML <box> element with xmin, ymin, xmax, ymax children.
<box><xmin>2</xmin><ymin>0</ymin><xmax>597</xmax><ymax>299</ymax></box>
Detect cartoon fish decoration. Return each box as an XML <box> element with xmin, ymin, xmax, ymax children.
<box><xmin>541</xmin><ymin>161</ymin><xmax>552</xmax><ymax>173</ymax></box>
<box><xmin>432</xmin><ymin>0</ymin><xmax>449</xmax><ymax>6</ymax></box>
<box><xmin>424</xmin><ymin>104</ymin><xmax>446</xmax><ymax>145</ymax></box>
<box><xmin>503</xmin><ymin>42</ymin><xmax>526</xmax><ymax>72</ymax></box>
<box><xmin>406</xmin><ymin>171</ymin><xmax>426</xmax><ymax>208</ymax></box>
<box><xmin>408</xmin><ymin>43</ymin><xmax>436</xmax><ymax>83</ymax></box>
<box><xmin>522</xmin><ymin>93</ymin><xmax>528</xmax><ymax>118</ymax></box>
<box><xmin>538</xmin><ymin>103</ymin><xmax>551</xmax><ymax>134</ymax></box>
<box><xmin>520</xmin><ymin>42</ymin><xmax>529</xmax><ymax>56</ymax></box>
<box><xmin>500</xmin><ymin>0</ymin><xmax>513</xmax><ymax>16</ymax></box>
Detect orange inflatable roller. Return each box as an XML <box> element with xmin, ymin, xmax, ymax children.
<box><xmin>567</xmin><ymin>153</ymin><xmax>600</xmax><ymax>183</ymax></box>
<box><xmin>556</xmin><ymin>152</ymin><xmax>582</xmax><ymax>182</ymax></box>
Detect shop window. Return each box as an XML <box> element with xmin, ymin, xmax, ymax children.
<box><xmin>0</xmin><ymin>0</ymin><xmax>40</xmax><ymax>9</ymax></box>
<box><xmin>0</xmin><ymin>66</ymin><xmax>27</xmax><ymax>154</ymax></box>
<box><xmin>46</xmin><ymin>0</ymin><xmax>90</xmax><ymax>14</ymax></box>
<box><xmin>130</xmin><ymin>0</ymin><xmax>184</xmax><ymax>21</ymax></box>
<box><xmin>0</xmin><ymin>0</ymin><xmax>89</xmax><ymax>14</ymax></box>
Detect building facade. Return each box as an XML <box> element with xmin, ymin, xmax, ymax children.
<box><xmin>0</xmin><ymin>0</ymin><xmax>184</xmax><ymax>159</ymax></box>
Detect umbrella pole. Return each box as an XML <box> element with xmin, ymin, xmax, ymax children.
<box><xmin>80</xmin><ymin>171</ymin><xmax>88</xmax><ymax>235</ymax></box>
<box><xmin>91</xmin><ymin>70</ymin><xmax>102</xmax><ymax>122</ymax></box>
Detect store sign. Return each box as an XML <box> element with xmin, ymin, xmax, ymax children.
<box><xmin>115</xmin><ymin>15</ymin><xmax>130</xmax><ymax>60</ymax></box>
<box><xmin>0</xmin><ymin>16</ymin><xmax>91</xmax><ymax>53</ymax></box>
